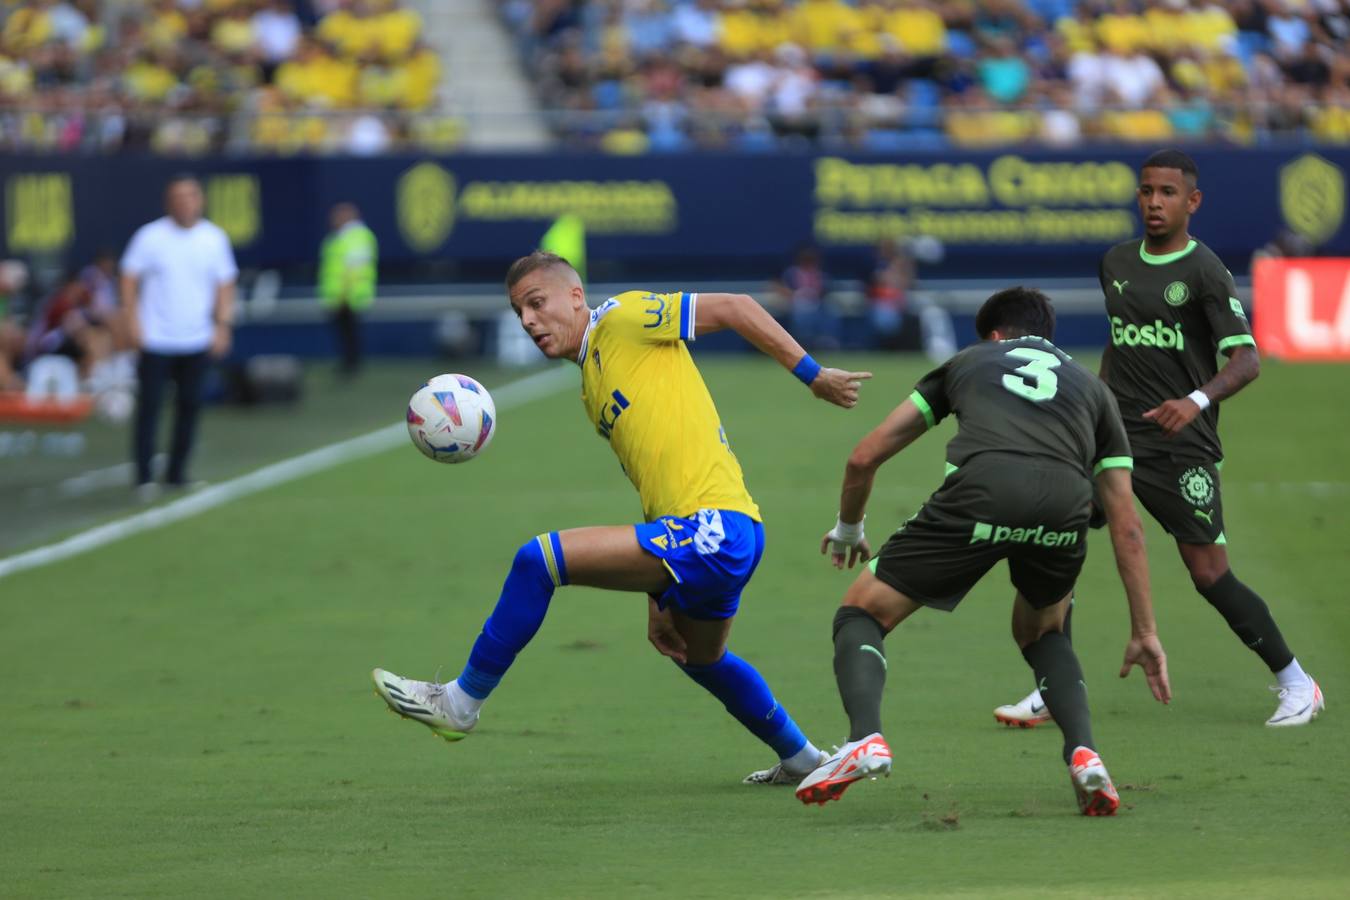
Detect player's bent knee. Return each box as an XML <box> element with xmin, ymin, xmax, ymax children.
<box><xmin>1189</xmin><ymin>566</ymin><xmax>1228</xmax><ymax>591</ymax></box>
<box><xmin>1011</xmin><ymin>593</ymin><xmax>1070</xmax><ymax>648</ymax></box>
<box><xmin>515</xmin><ymin>532</ymin><xmax>569</xmax><ymax>589</ymax></box>
<box><xmin>1180</xmin><ymin>543</ymin><xmax>1228</xmax><ymax>590</ymax></box>
<box><xmin>843</xmin><ymin>570</ymin><xmax>918</xmax><ymax>632</ymax></box>
<box><xmin>1185</xmin><ymin>558</ymin><xmax>1227</xmax><ymax>591</ymax></box>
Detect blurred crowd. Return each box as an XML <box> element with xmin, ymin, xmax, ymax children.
<box><xmin>499</xmin><ymin>0</ymin><xmax>1350</xmax><ymax>151</ymax></box>
<box><xmin>0</xmin><ymin>253</ymin><xmax>134</xmax><ymax>393</ymax></box>
<box><xmin>0</xmin><ymin>0</ymin><xmax>461</xmax><ymax>155</ymax></box>
<box><xmin>768</xmin><ymin>237</ymin><xmax>939</xmax><ymax>352</ymax></box>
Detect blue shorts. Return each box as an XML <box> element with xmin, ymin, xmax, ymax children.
<box><xmin>634</xmin><ymin>509</ymin><xmax>765</xmax><ymax>620</ymax></box>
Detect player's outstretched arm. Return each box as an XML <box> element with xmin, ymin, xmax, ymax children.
<box><xmin>821</xmin><ymin>399</ymin><xmax>928</xmax><ymax>568</ymax></box>
<box><xmin>1096</xmin><ymin>467</ymin><xmax>1171</xmax><ymax>704</ymax></box>
<box><xmin>1143</xmin><ymin>345</ymin><xmax>1259</xmax><ymax>437</ymax></box>
<box><xmin>694</xmin><ymin>292</ymin><xmax>871</xmax><ymax>408</ymax></box>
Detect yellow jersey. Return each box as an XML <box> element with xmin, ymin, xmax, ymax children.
<box><xmin>577</xmin><ymin>291</ymin><xmax>761</xmax><ymax>523</ymax></box>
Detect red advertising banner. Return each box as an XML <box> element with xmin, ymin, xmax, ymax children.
<box><xmin>1253</xmin><ymin>258</ymin><xmax>1350</xmax><ymax>361</ymax></box>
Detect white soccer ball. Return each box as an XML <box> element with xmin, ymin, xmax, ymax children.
<box><xmin>406</xmin><ymin>374</ymin><xmax>496</xmax><ymax>463</ymax></box>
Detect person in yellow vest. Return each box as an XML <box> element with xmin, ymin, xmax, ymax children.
<box><xmin>319</xmin><ymin>203</ymin><xmax>377</xmax><ymax>376</ymax></box>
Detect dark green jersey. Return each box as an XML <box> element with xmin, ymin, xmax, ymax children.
<box><xmin>910</xmin><ymin>336</ymin><xmax>1133</xmax><ymax>482</ymax></box>
<box><xmin>1099</xmin><ymin>238</ymin><xmax>1256</xmax><ymax>459</ymax></box>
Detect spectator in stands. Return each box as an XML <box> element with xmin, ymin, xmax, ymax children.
<box><xmin>121</xmin><ymin>175</ymin><xmax>237</xmax><ymax>497</ymax></box>
<box><xmin>776</xmin><ymin>243</ymin><xmax>839</xmax><ymax>350</ymax></box>
<box><xmin>725</xmin><ymin>47</ymin><xmax>779</xmax><ymax>113</ymax></box>
<box><xmin>626</xmin><ymin>0</ymin><xmax>676</xmax><ymax>55</ymax></box>
<box><xmin>26</xmin><ymin>267</ymin><xmax>114</xmax><ymax>381</ymax></box>
<box><xmin>0</xmin><ymin>259</ymin><xmax>29</xmax><ymax>391</ymax></box>
<box><xmin>8</xmin><ymin>0</ymin><xmax>1350</xmax><ymax>153</ymax></box>
<box><xmin>767</xmin><ymin>41</ymin><xmax>819</xmax><ymax>134</ymax></box>
<box><xmin>0</xmin><ymin>0</ymin><xmax>447</xmax><ymax>154</ymax></box>
<box><xmin>319</xmin><ymin>201</ymin><xmax>378</xmax><ymax>376</ymax></box>
<box><xmin>1267</xmin><ymin>0</ymin><xmax>1311</xmax><ymax>58</ymax></box>
<box><xmin>673</xmin><ymin>0</ymin><xmax>719</xmax><ymax>48</ymax></box>
<box><xmin>978</xmin><ymin>37</ymin><xmax>1033</xmax><ymax>104</ymax></box>
<box><xmin>254</xmin><ymin>0</ymin><xmax>304</xmax><ymax>78</ymax></box>
<box><xmin>866</xmin><ymin>238</ymin><xmax>912</xmax><ymax>350</ymax></box>
<box><xmin>81</xmin><ymin>248</ymin><xmax>132</xmax><ymax>352</ymax></box>
<box><xmin>345</xmin><ymin>111</ymin><xmax>394</xmax><ymax>152</ymax></box>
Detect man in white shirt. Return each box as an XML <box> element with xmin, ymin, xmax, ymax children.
<box><xmin>120</xmin><ymin>175</ymin><xmax>238</xmax><ymax>495</ymax></box>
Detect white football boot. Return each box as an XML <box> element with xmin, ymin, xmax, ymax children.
<box><xmin>371</xmin><ymin>668</ymin><xmax>478</xmax><ymax>742</ymax></box>
<box><xmin>795</xmin><ymin>733</ymin><xmax>892</xmax><ymax>805</ymax></box>
<box><xmin>743</xmin><ymin>750</ymin><xmax>829</xmax><ymax>785</ymax></box>
<box><xmin>1266</xmin><ymin>677</ymin><xmax>1325</xmax><ymax>727</ymax></box>
<box><xmin>1067</xmin><ymin>746</ymin><xmax>1120</xmax><ymax>817</ymax></box>
<box><xmin>994</xmin><ymin>689</ymin><xmax>1053</xmax><ymax>728</ymax></box>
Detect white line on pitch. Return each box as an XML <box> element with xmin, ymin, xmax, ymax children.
<box><xmin>0</xmin><ymin>366</ymin><xmax>576</xmax><ymax>581</ymax></box>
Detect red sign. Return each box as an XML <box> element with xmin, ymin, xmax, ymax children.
<box><xmin>1253</xmin><ymin>258</ymin><xmax>1350</xmax><ymax>361</ymax></box>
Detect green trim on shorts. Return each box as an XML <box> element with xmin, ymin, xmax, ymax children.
<box><xmin>1215</xmin><ymin>459</ymin><xmax>1224</xmax><ymax>471</ymax></box>
<box><xmin>1093</xmin><ymin>456</ymin><xmax>1134</xmax><ymax>475</ymax></box>
<box><xmin>868</xmin><ymin>557</ymin><xmax>878</xmax><ymax>574</ymax></box>
<box><xmin>909</xmin><ymin>390</ymin><xmax>936</xmax><ymax>430</ymax></box>
<box><xmin>1217</xmin><ymin>334</ymin><xmax>1256</xmax><ymax>353</ymax></box>
<box><xmin>944</xmin><ymin>462</ymin><xmax>959</xmax><ymax>477</ymax></box>
<box><xmin>1215</xmin><ymin>531</ymin><xmax>1227</xmax><ymax>546</ymax></box>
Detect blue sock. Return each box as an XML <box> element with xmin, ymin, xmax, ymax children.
<box><xmin>457</xmin><ymin>533</ymin><xmax>568</xmax><ymax>700</ymax></box>
<box><xmin>678</xmin><ymin>651</ymin><xmax>808</xmax><ymax>760</ymax></box>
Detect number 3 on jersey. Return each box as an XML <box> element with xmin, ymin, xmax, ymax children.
<box><xmin>1001</xmin><ymin>348</ymin><xmax>1060</xmax><ymax>402</ymax></box>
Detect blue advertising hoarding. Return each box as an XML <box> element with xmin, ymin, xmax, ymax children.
<box><xmin>2</xmin><ymin>148</ymin><xmax>1345</xmax><ymax>279</ymax></box>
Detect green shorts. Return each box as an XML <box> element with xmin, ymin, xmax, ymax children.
<box><xmin>1131</xmin><ymin>454</ymin><xmax>1225</xmax><ymax>545</ymax></box>
<box><xmin>869</xmin><ymin>454</ymin><xmax>1091</xmax><ymax>612</ymax></box>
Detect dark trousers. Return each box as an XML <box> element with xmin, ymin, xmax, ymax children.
<box><xmin>134</xmin><ymin>350</ymin><xmax>209</xmax><ymax>486</ymax></box>
<box><xmin>332</xmin><ymin>305</ymin><xmax>361</xmax><ymax>374</ymax></box>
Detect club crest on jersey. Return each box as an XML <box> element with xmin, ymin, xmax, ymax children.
<box><xmin>1164</xmin><ymin>281</ymin><xmax>1190</xmax><ymax>307</ymax></box>
<box><xmin>1179</xmin><ymin>467</ymin><xmax>1215</xmax><ymax>508</ymax></box>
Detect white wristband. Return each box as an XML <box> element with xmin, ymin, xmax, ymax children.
<box><xmin>831</xmin><ymin>515</ymin><xmax>864</xmax><ymax>544</ymax></box>
<box><xmin>1187</xmin><ymin>389</ymin><xmax>1211</xmax><ymax>411</ymax></box>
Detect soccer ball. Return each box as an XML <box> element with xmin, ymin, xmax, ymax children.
<box><xmin>406</xmin><ymin>374</ymin><xmax>496</xmax><ymax>463</ymax></box>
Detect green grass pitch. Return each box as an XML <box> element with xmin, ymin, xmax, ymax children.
<box><xmin>2</xmin><ymin>354</ymin><xmax>1347</xmax><ymax>898</ymax></box>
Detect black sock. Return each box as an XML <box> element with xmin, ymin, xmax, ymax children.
<box><xmin>1022</xmin><ymin>632</ymin><xmax>1094</xmax><ymax>764</ymax></box>
<box><xmin>1199</xmin><ymin>570</ymin><xmax>1295</xmax><ymax>672</ymax></box>
<box><xmin>1028</xmin><ymin>602</ymin><xmax>1071</xmax><ymax>694</ymax></box>
<box><xmin>833</xmin><ymin>606</ymin><xmax>888</xmax><ymax>741</ymax></box>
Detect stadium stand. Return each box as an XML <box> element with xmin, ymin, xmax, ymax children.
<box><xmin>496</xmin><ymin>0</ymin><xmax>1350</xmax><ymax>151</ymax></box>
<box><xmin>0</xmin><ymin>0</ymin><xmax>461</xmax><ymax>154</ymax></box>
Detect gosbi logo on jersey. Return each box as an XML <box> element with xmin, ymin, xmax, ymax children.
<box><xmin>1110</xmin><ymin>317</ymin><xmax>1184</xmax><ymax>350</ymax></box>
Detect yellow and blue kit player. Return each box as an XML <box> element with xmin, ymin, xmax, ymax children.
<box><xmin>373</xmin><ymin>250</ymin><xmax>871</xmax><ymax>784</ymax></box>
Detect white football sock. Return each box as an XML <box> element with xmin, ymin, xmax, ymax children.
<box><xmin>782</xmin><ymin>741</ymin><xmax>824</xmax><ymax>774</ymax></box>
<box><xmin>1275</xmin><ymin>658</ymin><xmax>1310</xmax><ymax>690</ymax></box>
<box><xmin>447</xmin><ymin>679</ymin><xmax>484</xmax><ymax>714</ymax></box>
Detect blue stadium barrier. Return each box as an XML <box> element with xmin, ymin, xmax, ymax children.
<box><xmin>2</xmin><ymin>148</ymin><xmax>1345</xmax><ymax>284</ymax></box>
